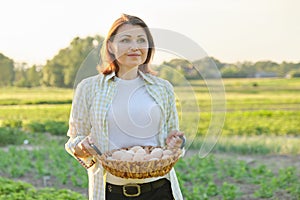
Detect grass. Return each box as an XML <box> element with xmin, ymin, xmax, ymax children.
<box><xmin>190</xmin><ymin>135</ymin><xmax>300</xmax><ymax>155</ymax></box>
<box><xmin>0</xmin><ymin>78</ymin><xmax>300</xmax><ymax>153</ymax></box>
<box><xmin>0</xmin><ymin>104</ymin><xmax>70</xmax><ymax>124</ymax></box>
<box><xmin>0</xmin><ymin>78</ymin><xmax>300</xmax><ymax>199</ymax></box>
<box><xmin>0</xmin><ymin>87</ymin><xmax>73</xmax><ymax>105</ymax></box>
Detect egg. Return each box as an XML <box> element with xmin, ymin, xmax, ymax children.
<box><xmin>130</xmin><ymin>146</ymin><xmax>143</xmax><ymax>152</ymax></box>
<box><xmin>109</xmin><ymin>146</ymin><xmax>171</xmax><ymax>162</ymax></box>
<box><xmin>132</xmin><ymin>153</ymin><xmax>144</xmax><ymax>162</ymax></box>
<box><xmin>152</xmin><ymin>147</ymin><xmax>163</xmax><ymax>152</ymax></box>
<box><xmin>120</xmin><ymin>152</ymin><xmax>133</xmax><ymax>161</ymax></box>
<box><xmin>127</xmin><ymin>150</ymin><xmax>135</xmax><ymax>154</ymax></box>
<box><xmin>136</xmin><ymin>148</ymin><xmax>146</xmax><ymax>155</ymax></box>
<box><xmin>162</xmin><ymin>155</ymin><xmax>170</xmax><ymax>160</ymax></box>
<box><xmin>150</xmin><ymin>148</ymin><xmax>163</xmax><ymax>159</ymax></box>
<box><xmin>163</xmin><ymin>150</ymin><xmax>173</xmax><ymax>156</ymax></box>
<box><xmin>112</xmin><ymin>151</ymin><xmax>124</xmax><ymax>160</ymax></box>
<box><xmin>144</xmin><ymin>154</ymin><xmax>153</xmax><ymax>161</ymax></box>
<box><xmin>149</xmin><ymin>158</ymin><xmax>159</xmax><ymax>161</ymax></box>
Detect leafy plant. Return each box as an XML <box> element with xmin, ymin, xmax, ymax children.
<box><xmin>0</xmin><ymin>177</ymin><xmax>86</xmax><ymax>200</ymax></box>
<box><xmin>0</xmin><ymin>127</ymin><xmax>27</xmax><ymax>146</ymax></box>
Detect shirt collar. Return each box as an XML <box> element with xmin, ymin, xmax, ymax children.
<box><xmin>104</xmin><ymin>72</ymin><xmax>116</xmax><ymax>82</ymax></box>
<box><xmin>104</xmin><ymin>70</ymin><xmax>155</xmax><ymax>84</ymax></box>
<box><xmin>138</xmin><ymin>70</ymin><xmax>155</xmax><ymax>84</ymax></box>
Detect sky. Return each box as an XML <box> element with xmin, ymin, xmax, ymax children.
<box><xmin>1</xmin><ymin>0</ymin><xmax>300</xmax><ymax>66</ymax></box>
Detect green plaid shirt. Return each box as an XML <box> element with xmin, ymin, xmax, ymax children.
<box><xmin>65</xmin><ymin>70</ymin><xmax>183</xmax><ymax>200</ymax></box>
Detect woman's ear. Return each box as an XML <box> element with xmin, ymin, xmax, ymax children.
<box><xmin>107</xmin><ymin>41</ymin><xmax>115</xmax><ymax>54</ymax></box>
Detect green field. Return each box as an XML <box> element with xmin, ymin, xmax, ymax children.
<box><xmin>0</xmin><ymin>78</ymin><xmax>300</xmax><ymax>199</ymax></box>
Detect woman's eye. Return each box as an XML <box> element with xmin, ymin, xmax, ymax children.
<box><xmin>137</xmin><ymin>38</ymin><xmax>146</xmax><ymax>43</ymax></box>
<box><xmin>120</xmin><ymin>38</ymin><xmax>130</xmax><ymax>43</ymax></box>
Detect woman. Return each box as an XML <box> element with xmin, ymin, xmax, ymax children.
<box><xmin>65</xmin><ymin>14</ymin><xmax>185</xmax><ymax>200</ymax></box>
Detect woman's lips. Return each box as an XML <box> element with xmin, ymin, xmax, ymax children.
<box><xmin>127</xmin><ymin>53</ymin><xmax>140</xmax><ymax>57</ymax></box>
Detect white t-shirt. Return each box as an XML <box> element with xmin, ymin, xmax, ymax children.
<box><xmin>107</xmin><ymin>76</ymin><xmax>162</xmax><ymax>150</ymax></box>
<box><xmin>107</xmin><ymin>76</ymin><xmax>167</xmax><ymax>184</ymax></box>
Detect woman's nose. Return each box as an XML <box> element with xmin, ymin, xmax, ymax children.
<box><xmin>130</xmin><ymin>47</ymin><xmax>138</xmax><ymax>51</ymax></box>
<box><xmin>130</xmin><ymin>41</ymin><xmax>138</xmax><ymax>51</ymax></box>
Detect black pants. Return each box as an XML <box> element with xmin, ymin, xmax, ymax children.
<box><xmin>105</xmin><ymin>179</ymin><xmax>174</xmax><ymax>200</ymax></box>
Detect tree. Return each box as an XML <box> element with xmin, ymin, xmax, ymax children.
<box><xmin>193</xmin><ymin>57</ymin><xmax>222</xmax><ymax>78</ymax></box>
<box><xmin>158</xmin><ymin>63</ymin><xmax>185</xmax><ymax>86</ymax></box>
<box><xmin>166</xmin><ymin>59</ymin><xmax>198</xmax><ymax>80</ymax></box>
<box><xmin>44</xmin><ymin>61</ymin><xmax>64</xmax><ymax>87</ymax></box>
<box><xmin>279</xmin><ymin>62</ymin><xmax>300</xmax><ymax>77</ymax></box>
<box><xmin>27</xmin><ymin>65</ymin><xmax>41</xmax><ymax>87</ymax></box>
<box><xmin>41</xmin><ymin>35</ymin><xmax>104</xmax><ymax>87</ymax></box>
<box><xmin>14</xmin><ymin>67</ymin><xmax>29</xmax><ymax>87</ymax></box>
<box><xmin>254</xmin><ymin>61</ymin><xmax>279</xmax><ymax>73</ymax></box>
<box><xmin>210</xmin><ymin>57</ymin><xmax>226</xmax><ymax>70</ymax></box>
<box><xmin>221</xmin><ymin>64</ymin><xmax>240</xmax><ymax>78</ymax></box>
<box><xmin>0</xmin><ymin>53</ymin><xmax>14</xmax><ymax>86</ymax></box>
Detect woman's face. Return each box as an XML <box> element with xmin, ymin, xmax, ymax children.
<box><xmin>108</xmin><ymin>24</ymin><xmax>149</xmax><ymax>70</ymax></box>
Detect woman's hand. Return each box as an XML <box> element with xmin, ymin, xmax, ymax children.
<box><xmin>73</xmin><ymin>137</ymin><xmax>95</xmax><ymax>158</ymax></box>
<box><xmin>166</xmin><ymin>130</ymin><xmax>185</xmax><ymax>149</ymax></box>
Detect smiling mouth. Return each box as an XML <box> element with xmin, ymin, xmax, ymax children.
<box><xmin>127</xmin><ymin>54</ymin><xmax>140</xmax><ymax>57</ymax></box>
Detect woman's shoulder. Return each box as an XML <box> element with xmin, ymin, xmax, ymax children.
<box><xmin>75</xmin><ymin>74</ymin><xmax>103</xmax><ymax>90</ymax></box>
<box><xmin>143</xmin><ymin>72</ymin><xmax>174</xmax><ymax>91</ymax></box>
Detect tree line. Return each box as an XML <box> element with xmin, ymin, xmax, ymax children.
<box><xmin>0</xmin><ymin>35</ymin><xmax>103</xmax><ymax>88</ymax></box>
<box><xmin>1</xmin><ymin>35</ymin><xmax>300</xmax><ymax>88</ymax></box>
<box><xmin>157</xmin><ymin>57</ymin><xmax>300</xmax><ymax>85</ymax></box>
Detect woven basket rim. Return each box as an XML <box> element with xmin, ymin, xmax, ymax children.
<box><xmin>97</xmin><ymin>145</ymin><xmax>182</xmax><ymax>179</ymax></box>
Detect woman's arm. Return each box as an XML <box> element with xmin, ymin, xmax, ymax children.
<box><xmin>164</xmin><ymin>81</ymin><xmax>186</xmax><ymax>149</ymax></box>
<box><xmin>65</xmin><ymin>79</ymin><xmax>95</xmax><ymax>168</ymax></box>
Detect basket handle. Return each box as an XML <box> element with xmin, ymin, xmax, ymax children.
<box><xmin>179</xmin><ymin>135</ymin><xmax>186</xmax><ymax>149</ymax></box>
<box><xmin>89</xmin><ymin>143</ymin><xmax>102</xmax><ymax>156</ymax></box>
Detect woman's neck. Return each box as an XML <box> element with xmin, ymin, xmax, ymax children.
<box><xmin>117</xmin><ymin>66</ymin><xmax>139</xmax><ymax>80</ymax></box>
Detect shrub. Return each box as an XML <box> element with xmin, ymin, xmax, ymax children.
<box><xmin>23</xmin><ymin>120</ymin><xmax>68</xmax><ymax>135</ymax></box>
<box><xmin>290</xmin><ymin>70</ymin><xmax>300</xmax><ymax>78</ymax></box>
<box><xmin>23</xmin><ymin>121</ymin><xmax>45</xmax><ymax>133</ymax></box>
<box><xmin>0</xmin><ymin>127</ymin><xmax>26</xmax><ymax>146</ymax></box>
<box><xmin>44</xmin><ymin>121</ymin><xmax>68</xmax><ymax>135</ymax></box>
<box><xmin>0</xmin><ymin>177</ymin><xmax>86</xmax><ymax>200</ymax></box>
<box><xmin>1</xmin><ymin>119</ymin><xmax>22</xmax><ymax>128</ymax></box>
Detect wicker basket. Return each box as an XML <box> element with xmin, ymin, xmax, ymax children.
<box><xmin>95</xmin><ymin>146</ymin><xmax>182</xmax><ymax>179</ymax></box>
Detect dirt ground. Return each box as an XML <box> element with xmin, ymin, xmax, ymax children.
<box><xmin>213</xmin><ymin>152</ymin><xmax>300</xmax><ymax>173</ymax></box>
